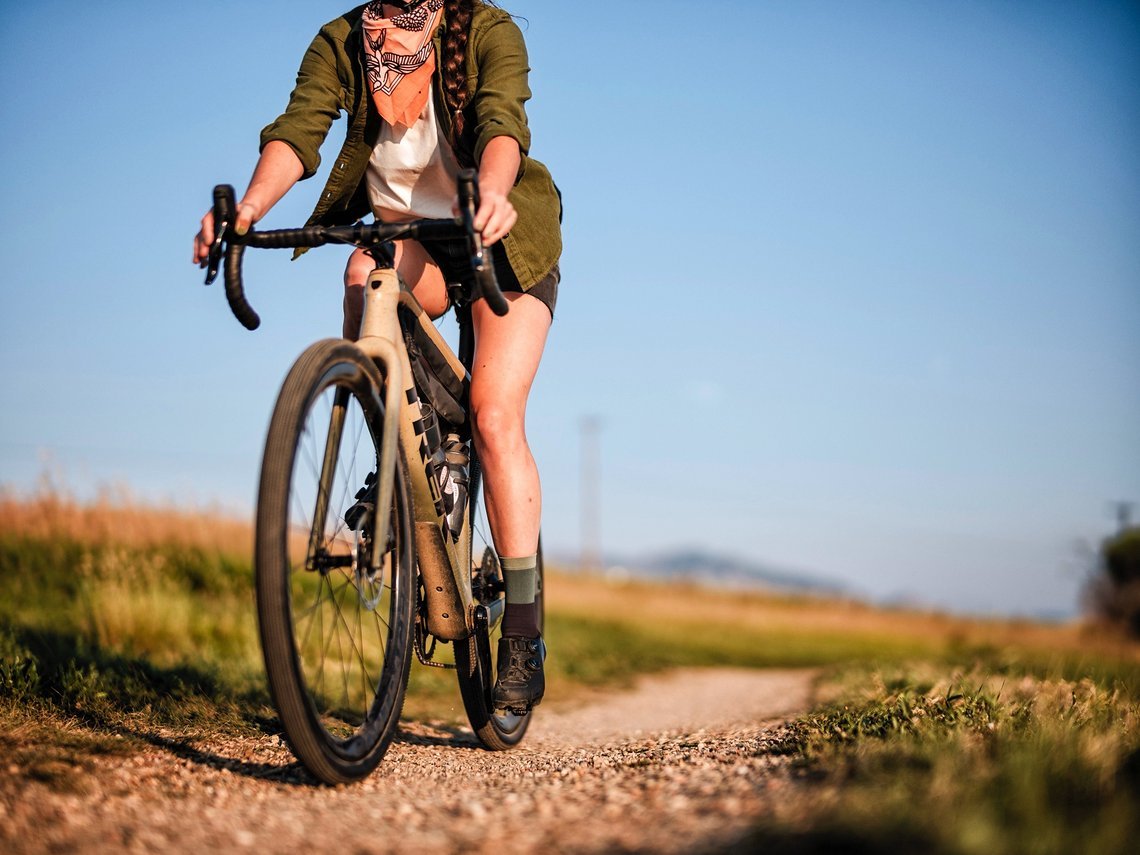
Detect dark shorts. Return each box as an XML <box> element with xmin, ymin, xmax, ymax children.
<box><xmin>419</xmin><ymin>238</ymin><xmax>559</xmax><ymax>319</ymax></box>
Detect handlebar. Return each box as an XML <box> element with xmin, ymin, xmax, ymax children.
<box><xmin>202</xmin><ymin>169</ymin><xmax>509</xmax><ymax>331</ymax></box>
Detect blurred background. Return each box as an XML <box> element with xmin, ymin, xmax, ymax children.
<box><xmin>1</xmin><ymin>0</ymin><xmax>1137</xmax><ymax>619</ymax></box>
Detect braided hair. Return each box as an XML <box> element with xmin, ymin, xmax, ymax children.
<box><xmin>441</xmin><ymin>0</ymin><xmax>475</xmax><ymax>159</ymax></box>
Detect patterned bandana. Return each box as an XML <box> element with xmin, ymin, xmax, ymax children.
<box><xmin>362</xmin><ymin>0</ymin><xmax>446</xmax><ymax>128</ymax></box>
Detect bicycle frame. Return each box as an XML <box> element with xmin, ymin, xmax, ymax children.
<box><xmin>203</xmin><ymin>174</ymin><xmax>504</xmax><ymax>644</ymax></box>
<box><xmin>354</xmin><ymin>263</ymin><xmax>477</xmax><ymax>641</ymax></box>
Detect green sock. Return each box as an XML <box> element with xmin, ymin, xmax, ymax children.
<box><xmin>501</xmin><ymin>554</ymin><xmax>539</xmax><ymax>637</ymax></box>
<box><xmin>501</xmin><ymin>554</ymin><xmax>537</xmax><ymax>603</ymax></box>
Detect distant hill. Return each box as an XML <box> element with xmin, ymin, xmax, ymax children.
<box><xmin>557</xmin><ymin>546</ymin><xmax>847</xmax><ymax>596</ymax></box>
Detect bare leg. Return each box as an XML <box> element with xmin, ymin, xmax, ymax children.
<box><xmin>342</xmin><ymin>243</ymin><xmax>450</xmax><ymax>339</ymax></box>
<box><xmin>344</xmin><ymin>244</ymin><xmax>549</xmax><ymax>590</ymax></box>
<box><xmin>342</xmin><ymin>248</ymin><xmax>371</xmax><ymax>339</ymax></box>
<box><xmin>469</xmin><ymin>293</ymin><xmax>551</xmax><ymax>558</ymax></box>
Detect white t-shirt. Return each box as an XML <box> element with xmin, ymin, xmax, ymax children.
<box><xmin>367</xmin><ymin>93</ymin><xmax>460</xmax><ymax>223</ymax></box>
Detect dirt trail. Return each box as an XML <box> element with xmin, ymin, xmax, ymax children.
<box><xmin>1</xmin><ymin>668</ymin><xmax>815</xmax><ymax>854</ymax></box>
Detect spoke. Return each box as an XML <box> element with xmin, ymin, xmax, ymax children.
<box><xmin>316</xmin><ymin>575</ymin><xmax>343</xmax><ymax>707</ymax></box>
<box><xmin>318</xmin><ymin>394</ymin><xmax>364</xmax><ymax>550</ymax></box>
<box><xmin>310</xmin><ymin>391</ymin><xmax>347</xmax><ymax>561</ymax></box>
<box><xmin>313</xmin><ymin>574</ymin><xmax>327</xmax><ymax>703</ymax></box>
<box><xmin>295</xmin><ymin>576</ymin><xmax>322</xmax><ymax>655</ymax></box>
<box><xmin>471</xmin><ymin>496</ymin><xmax>493</xmax><ymax>557</ymax></box>
<box><xmin>331</xmin><ymin>580</ymin><xmax>352</xmax><ymax>711</ymax></box>
<box><xmin>336</xmin><ymin>401</ymin><xmax>368</xmax><ymax>523</ymax></box>
<box><xmin>378</xmin><ymin>512</ymin><xmax>401</xmax><ymax>644</ymax></box>
<box><xmin>298</xmin><ymin>409</ymin><xmax>326</xmax><ymax>499</ymax></box>
<box><xmin>299</xmin><ymin>432</ymin><xmax>321</xmax><ymax>488</ymax></box>
<box><xmin>331</xmin><ymin>575</ymin><xmax>373</xmax><ymax>700</ymax></box>
<box><xmin>293</xmin><ymin>410</ymin><xmax>329</xmax><ymax>567</ymax></box>
<box><xmin>355</xmin><ymin>580</ymin><xmax>370</xmax><ymax>702</ymax></box>
<box><xmin>294</xmin><ymin>573</ymin><xmax>352</xmax><ymax>625</ymax></box>
<box><xmin>378</xmin><ymin>513</ymin><xmax>397</xmax><ymax>636</ymax></box>
<box><xmin>372</xmin><ymin>551</ymin><xmax>391</xmax><ymax>668</ymax></box>
<box><xmin>321</xmin><ymin>572</ymin><xmax>342</xmax><ymax>711</ymax></box>
<box><xmin>294</xmin><ymin>572</ymin><xmax>351</xmax><ymax>674</ymax></box>
<box><xmin>372</xmin><ymin>605</ymin><xmax>386</xmax><ymax>672</ymax></box>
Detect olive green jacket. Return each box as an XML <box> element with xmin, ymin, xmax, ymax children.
<box><xmin>260</xmin><ymin>2</ymin><xmax>562</xmax><ymax>289</ymax></box>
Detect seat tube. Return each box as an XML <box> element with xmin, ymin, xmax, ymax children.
<box><xmin>357</xmin><ymin>267</ymin><xmax>402</xmax><ymax>343</ymax></box>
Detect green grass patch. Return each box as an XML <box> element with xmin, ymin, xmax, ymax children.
<box><xmin>0</xmin><ymin>535</ymin><xmax>270</xmax><ymax>743</ymax></box>
<box><xmin>735</xmin><ymin>662</ymin><xmax>1140</xmax><ymax>855</ymax></box>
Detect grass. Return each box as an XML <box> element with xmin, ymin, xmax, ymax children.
<box><xmin>0</xmin><ymin>486</ymin><xmax>281</xmax><ymax>773</ymax></box>
<box><xmin>3</xmin><ymin>484</ymin><xmax>1140</xmax><ymax>852</ymax></box>
<box><xmin>0</xmin><ymin>705</ymin><xmax>137</xmax><ymax>794</ymax></box>
<box><xmin>729</xmin><ymin>663</ymin><xmax>1140</xmax><ymax>854</ymax></box>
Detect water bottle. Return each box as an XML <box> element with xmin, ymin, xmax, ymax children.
<box><xmin>420</xmin><ymin>404</ymin><xmax>467</xmax><ymax>539</ymax></box>
<box><xmin>442</xmin><ymin>433</ymin><xmax>469</xmax><ymax>540</ymax></box>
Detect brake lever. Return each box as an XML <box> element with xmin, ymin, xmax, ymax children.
<box><xmin>457</xmin><ymin>170</ymin><xmax>481</xmax><ymax>253</ymax></box>
<box><xmin>203</xmin><ymin>219</ymin><xmax>228</xmax><ymax>285</ymax></box>
<box><xmin>456</xmin><ymin>169</ymin><xmax>509</xmax><ymax>316</ymax></box>
<box><xmin>203</xmin><ymin>184</ymin><xmax>238</xmax><ymax>286</ymax></box>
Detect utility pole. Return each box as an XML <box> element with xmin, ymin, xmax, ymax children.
<box><xmin>1110</xmin><ymin>500</ymin><xmax>1135</xmax><ymax>533</ymax></box>
<box><xmin>579</xmin><ymin>416</ymin><xmax>602</xmax><ymax>573</ymax></box>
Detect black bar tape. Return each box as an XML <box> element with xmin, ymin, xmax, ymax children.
<box><xmin>213</xmin><ymin>184</ymin><xmax>235</xmax><ymax>230</ymax></box>
<box><xmin>475</xmin><ymin>246</ymin><xmax>509</xmax><ymax>317</ymax></box>
<box><xmin>224</xmin><ymin>241</ymin><xmax>260</xmax><ymax>331</ymax></box>
<box><xmin>246</xmin><ymin>227</ymin><xmax>330</xmax><ymax>249</ymax></box>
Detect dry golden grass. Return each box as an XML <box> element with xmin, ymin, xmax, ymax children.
<box><xmin>0</xmin><ymin>481</ymin><xmax>253</xmax><ymax>558</ymax></box>
<box><xmin>546</xmin><ymin>571</ymin><xmax>1140</xmax><ymax>668</ymax></box>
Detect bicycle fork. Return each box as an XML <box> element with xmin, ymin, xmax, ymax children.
<box><xmin>355</xmin><ymin>266</ymin><xmax>473</xmax><ymax>641</ymax></box>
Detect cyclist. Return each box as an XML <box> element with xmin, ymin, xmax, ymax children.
<box><xmin>193</xmin><ymin>0</ymin><xmax>561</xmax><ymax>712</ymax></box>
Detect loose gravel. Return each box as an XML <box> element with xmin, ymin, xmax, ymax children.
<box><xmin>0</xmin><ymin>668</ymin><xmax>814</xmax><ymax>854</ymax></box>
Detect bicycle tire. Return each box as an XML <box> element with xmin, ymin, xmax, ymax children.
<box><xmin>256</xmin><ymin>338</ymin><xmax>415</xmax><ymax>784</ymax></box>
<box><xmin>454</xmin><ymin>452</ymin><xmax>545</xmax><ymax>750</ymax></box>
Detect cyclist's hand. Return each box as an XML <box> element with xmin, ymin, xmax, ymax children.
<box><xmin>473</xmin><ymin>189</ymin><xmax>516</xmax><ymax>246</ymax></box>
<box><xmin>193</xmin><ymin>202</ymin><xmax>261</xmax><ymax>266</ymax></box>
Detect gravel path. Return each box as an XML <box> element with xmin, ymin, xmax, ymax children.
<box><xmin>1</xmin><ymin>668</ymin><xmax>814</xmax><ymax>854</ymax></box>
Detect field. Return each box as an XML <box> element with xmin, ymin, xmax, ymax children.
<box><xmin>2</xmin><ymin>487</ymin><xmax>1139</xmax><ymax>853</ymax></box>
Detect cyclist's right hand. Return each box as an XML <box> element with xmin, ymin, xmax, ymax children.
<box><xmin>193</xmin><ymin>201</ymin><xmax>260</xmax><ymax>266</ymax></box>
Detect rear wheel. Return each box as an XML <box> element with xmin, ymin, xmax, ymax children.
<box><xmin>454</xmin><ymin>453</ymin><xmax>545</xmax><ymax>750</ymax></box>
<box><xmin>256</xmin><ymin>339</ymin><xmax>414</xmax><ymax>784</ymax></box>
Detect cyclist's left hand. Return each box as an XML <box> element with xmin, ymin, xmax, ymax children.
<box><xmin>474</xmin><ymin>190</ymin><xmax>516</xmax><ymax>246</ymax></box>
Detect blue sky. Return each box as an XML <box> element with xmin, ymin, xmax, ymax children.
<box><xmin>1</xmin><ymin>0</ymin><xmax>1137</xmax><ymax>617</ymax></box>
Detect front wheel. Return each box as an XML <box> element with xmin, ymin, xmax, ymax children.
<box><xmin>255</xmin><ymin>339</ymin><xmax>415</xmax><ymax>784</ymax></box>
<box><xmin>455</xmin><ymin>454</ymin><xmax>545</xmax><ymax>750</ymax></box>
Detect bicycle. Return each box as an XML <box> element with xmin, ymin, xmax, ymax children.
<box><xmin>201</xmin><ymin>170</ymin><xmax>544</xmax><ymax>784</ymax></box>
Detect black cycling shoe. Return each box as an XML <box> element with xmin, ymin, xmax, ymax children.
<box><xmin>492</xmin><ymin>635</ymin><xmax>545</xmax><ymax>714</ymax></box>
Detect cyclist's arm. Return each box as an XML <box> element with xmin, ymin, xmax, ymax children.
<box><xmin>475</xmin><ymin>136</ymin><xmax>520</xmax><ymax>246</ymax></box>
<box><xmin>467</xmin><ymin>16</ymin><xmax>533</xmax><ymax>245</ymax></box>
<box><xmin>193</xmin><ymin>142</ymin><xmax>304</xmax><ymax>265</ymax></box>
<box><xmin>470</xmin><ymin>16</ymin><xmax>532</xmax><ymax>166</ymax></box>
<box><xmin>195</xmin><ymin>26</ymin><xmax>344</xmax><ymax>265</ymax></box>
<box><xmin>235</xmin><ymin>141</ymin><xmax>305</xmax><ymax>232</ymax></box>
